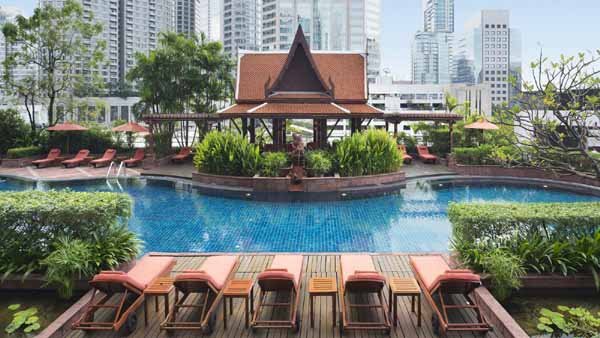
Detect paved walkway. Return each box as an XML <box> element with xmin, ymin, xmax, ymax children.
<box><xmin>0</xmin><ymin>165</ymin><xmax>141</xmax><ymax>181</ymax></box>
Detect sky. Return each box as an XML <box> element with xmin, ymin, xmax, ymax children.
<box><xmin>2</xmin><ymin>0</ymin><xmax>600</xmax><ymax>82</ymax></box>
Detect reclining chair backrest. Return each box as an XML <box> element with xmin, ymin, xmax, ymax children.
<box><xmin>48</xmin><ymin>148</ymin><xmax>61</xmax><ymax>159</ymax></box>
<box><xmin>133</xmin><ymin>148</ymin><xmax>145</xmax><ymax>160</ymax></box>
<box><xmin>417</xmin><ymin>145</ymin><xmax>430</xmax><ymax>155</ymax></box>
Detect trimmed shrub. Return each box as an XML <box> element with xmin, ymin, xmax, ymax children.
<box><xmin>452</xmin><ymin>145</ymin><xmax>494</xmax><ymax>165</ymax></box>
<box><xmin>6</xmin><ymin>146</ymin><xmax>43</xmax><ymax>159</ymax></box>
<box><xmin>335</xmin><ymin>129</ymin><xmax>402</xmax><ymax>177</ymax></box>
<box><xmin>261</xmin><ymin>152</ymin><xmax>289</xmax><ymax>177</ymax></box>
<box><xmin>0</xmin><ymin>190</ymin><xmax>133</xmax><ymax>276</ymax></box>
<box><xmin>194</xmin><ymin>131</ymin><xmax>262</xmax><ymax>177</ymax></box>
<box><xmin>449</xmin><ymin>202</ymin><xmax>600</xmax><ymax>244</ymax></box>
<box><xmin>306</xmin><ymin>150</ymin><xmax>332</xmax><ymax>177</ymax></box>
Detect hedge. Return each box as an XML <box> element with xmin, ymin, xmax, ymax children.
<box><xmin>0</xmin><ymin>190</ymin><xmax>132</xmax><ymax>274</ymax></box>
<box><xmin>452</xmin><ymin>145</ymin><xmax>494</xmax><ymax>165</ymax></box>
<box><xmin>6</xmin><ymin>146</ymin><xmax>43</xmax><ymax>159</ymax></box>
<box><xmin>449</xmin><ymin>202</ymin><xmax>600</xmax><ymax>244</ymax></box>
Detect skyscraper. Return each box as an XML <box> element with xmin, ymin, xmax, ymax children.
<box><xmin>222</xmin><ymin>0</ymin><xmax>261</xmax><ymax>58</ymax></box>
<box><xmin>412</xmin><ymin>0</ymin><xmax>454</xmax><ymax>84</ymax></box>
<box><xmin>261</xmin><ymin>0</ymin><xmax>381</xmax><ymax>82</ymax></box>
<box><xmin>454</xmin><ymin>10</ymin><xmax>521</xmax><ymax>106</ymax></box>
<box><xmin>176</xmin><ymin>0</ymin><xmax>221</xmax><ymax>41</ymax></box>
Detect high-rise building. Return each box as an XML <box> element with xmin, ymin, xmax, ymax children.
<box><xmin>411</xmin><ymin>0</ymin><xmax>454</xmax><ymax>85</ymax></box>
<box><xmin>222</xmin><ymin>0</ymin><xmax>261</xmax><ymax>58</ymax></box>
<box><xmin>41</xmin><ymin>0</ymin><xmax>174</xmax><ymax>87</ymax></box>
<box><xmin>261</xmin><ymin>0</ymin><xmax>381</xmax><ymax>82</ymax></box>
<box><xmin>176</xmin><ymin>0</ymin><xmax>221</xmax><ymax>41</ymax></box>
<box><xmin>454</xmin><ymin>10</ymin><xmax>521</xmax><ymax>106</ymax></box>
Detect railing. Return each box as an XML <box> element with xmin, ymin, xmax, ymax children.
<box><xmin>106</xmin><ymin>161</ymin><xmax>125</xmax><ymax>179</ymax></box>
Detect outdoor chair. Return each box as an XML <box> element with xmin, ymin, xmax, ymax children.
<box><xmin>409</xmin><ymin>255</ymin><xmax>491</xmax><ymax>336</ymax></box>
<box><xmin>72</xmin><ymin>256</ymin><xmax>176</xmax><ymax>335</ymax></box>
<box><xmin>417</xmin><ymin>145</ymin><xmax>438</xmax><ymax>163</ymax></box>
<box><xmin>160</xmin><ymin>255</ymin><xmax>239</xmax><ymax>334</ymax></box>
<box><xmin>398</xmin><ymin>144</ymin><xmax>413</xmax><ymax>164</ymax></box>
<box><xmin>339</xmin><ymin>254</ymin><xmax>391</xmax><ymax>335</ymax></box>
<box><xmin>122</xmin><ymin>149</ymin><xmax>145</xmax><ymax>168</ymax></box>
<box><xmin>32</xmin><ymin>148</ymin><xmax>61</xmax><ymax>168</ymax></box>
<box><xmin>171</xmin><ymin>147</ymin><xmax>192</xmax><ymax>164</ymax></box>
<box><xmin>61</xmin><ymin>149</ymin><xmax>90</xmax><ymax>168</ymax></box>
<box><xmin>251</xmin><ymin>255</ymin><xmax>303</xmax><ymax>332</ymax></box>
<box><xmin>90</xmin><ymin>149</ymin><xmax>117</xmax><ymax>168</ymax></box>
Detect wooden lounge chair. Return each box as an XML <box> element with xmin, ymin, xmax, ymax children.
<box><xmin>409</xmin><ymin>255</ymin><xmax>491</xmax><ymax>336</ymax></box>
<box><xmin>90</xmin><ymin>149</ymin><xmax>117</xmax><ymax>168</ymax></box>
<box><xmin>417</xmin><ymin>145</ymin><xmax>438</xmax><ymax>163</ymax></box>
<box><xmin>397</xmin><ymin>144</ymin><xmax>413</xmax><ymax>164</ymax></box>
<box><xmin>171</xmin><ymin>147</ymin><xmax>191</xmax><ymax>164</ymax></box>
<box><xmin>61</xmin><ymin>149</ymin><xmax>90</xmax><ymax>168</ymax></box>
<box><xmin>122</xmin><ymin>149</ymin><xmax>145</xmax><ymax>168</ymax></box>
<box><xmin>339</xmin><ymin>255</ymin><xmax>391</xmax><ymax>335</ymax></box>
<box><xmin>251</xmin><ymin>255</ymin><xmax>303</xmax><ymax>332</ymax></box>
<box><xmin>72</xmin><ymin>256</ymin><xmax>176</xmax><ymax>335</ymax></box>
<box><xmin>161</xmin><ymin>255</ymin><xmax>239</xmax><ymax>334</ymax></box>
<box><xmin>32</xmin><ymin>148</ymin><xmax>61</xmax><ymax>168</ymax></box>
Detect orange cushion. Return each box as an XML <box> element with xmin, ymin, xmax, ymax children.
<box><xmin>410</xmin><ymin>255</ymin><xmax>448</xmax><ymax>291</ymax></box>
<box><xmin>341</xmin><ymin>255</ymin><xmax>381</xmax><ymax>284</ymax></box>
<box><xmin>430</xmin><ymin>272</ymin><xmax>481</xmax><ymax>292</ymax></box>
<box><xmin>94</xmin><ymin>256</ymin><xmax>175</xmax><ymax>290</ymax></box>
<box><xmin>259</xmin><ymin>255</ymin><xmax>303</xmax><ymax>287</ymax></box>
<box><xmin>175</xmin><ymin>256</ymin><xmax>238</xmax><ymax>290</ymax></box>
<box><xmin>346</xmin><ymin>272</ymin><xmax>386</xmax><ymax>283</ymax></box>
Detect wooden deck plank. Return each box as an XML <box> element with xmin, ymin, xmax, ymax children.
<box><xmin>63</xmin><ymin>254</ymin><xmax>494</xmax><ymax>338</ymax></box>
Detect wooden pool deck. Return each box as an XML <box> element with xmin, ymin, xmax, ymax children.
<box><xmin>65</xmin><ymin>253</ymin><xmax>500</xmax><ymax>338</ymax></box>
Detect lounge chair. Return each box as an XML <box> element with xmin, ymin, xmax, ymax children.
<box><xmin>61</xmin><ymin>149</ymin><xmax>90</xmax><ymax>168</ymax></box>
<box><xmin>339</xmin><ymin>255</ymin><xmax>391</xmax><ymax>335</ymax></box>
<box><xmin>90</xmin><ymin>149</ymin><xmax>117</xmax><ymax>168</ymax></box>
<box><xmin>122</xmin><ymin>149</ymin><xmax>145</xmax><ymax>168</ymax></box>
<box><xmin>409</xmin><ymin>255</ymin><xmax>491</xmax><ymax>336</ymax></box>
<box><xmin>32</xmin><ymin>148</ymin><xmax>61</xmax><ymax>168</ymax></box>
<box><xmin>171</xmin><ymin>147</ymin><xmax>191</xmax><ymax>163</ymax></box>
<box><xmin>161</xmin><ymin>255</ymin><xmax>239</xmax><ymax>334</ymax></box>
<box><xmin>251</xmin><ymin>255</ymin><xmax>303</xmax><ymax>332</ymax></box>
<box><xmin>398</xmin><ymin>144</ymin><xmax>413</xmax><ymax>164</ymax></box>
<box><xmin>417</xmin><ymin>145</ymin><xmax>438</xmax><ymax>163</ymax></box>
<box><xmin>72</xmin><ymin>256</ymin><xmax>176</xmax><ymax>335</ymax></box>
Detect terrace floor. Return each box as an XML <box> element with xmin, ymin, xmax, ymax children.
<box><xmin>64</xmin><ymin>253</ymin><xmax>499</xmax><ymax>338</ymax></box>
<box><xmin>0</xmin><ymin>165</ymin><xmax>141</xmax><ymax>181</ymax></box>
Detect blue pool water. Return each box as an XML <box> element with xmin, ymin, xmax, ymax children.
<box><xmin>0</xmin><ymin>177</ymin><xmax>598</xmax><ymax>253</ymax></box>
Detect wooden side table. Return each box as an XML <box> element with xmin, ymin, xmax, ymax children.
<box><xmin>144</xmin><ymin>277</ymin><xmax>175</xmax><ymax>325</ymax></box>
<box><xmin>388</xmin><ymin>277</ymin><xmax>421</xmax><ymax>327</ymax></box>
<box><xmin>223</xmin><ymin>279</ymin><xmax>254</xmax><ymax>329</ymax></box>
<box><xmin>308</xmin><ymin>277</ymin><xmax>338</xmax><ymax>328</ymax></box>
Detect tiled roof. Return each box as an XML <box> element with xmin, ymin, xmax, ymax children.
<box><xmin>384</xmin><ymin>112</ymin><xmax>463</xmax><ymax>122</ymax></box>
<box><xmin>340</xmin><ymin>104</ymin><xmax>384</xmax><ymax>115</ymax></box>
<box><xmin>236</xmin><ymin>53</ymin><xmax>366</xmax><ymax>102</ymax></box>
<box><xmin>219</xmin><ymin>102</ymin><xmax>382</xmax><ymax>119</ymax></box>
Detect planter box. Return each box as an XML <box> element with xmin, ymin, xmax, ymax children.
<box><xmin>518</xmin><ymin>273</ymin><xmax>597</xmax><ymax>296</ymax></box>
<box><xmin>0</xmin><ymin>274</ymin><xmax>89</xmax><ymax>292</ymax></box>
<box><xmin>0</xmin><ymin>155</ymin><xmax>42</xmax><ymax>168</ymax></box>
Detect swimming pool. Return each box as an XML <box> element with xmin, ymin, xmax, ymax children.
<box><xmin>1</xmin><ymin>177</ymin><xmax>598</xmax><ymax>253</ymax></box>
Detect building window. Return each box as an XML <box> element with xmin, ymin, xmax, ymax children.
<box><xmin>110</xmin><ymin>106</ymin><xmax>119</xmax><ymax>121</ymax></box>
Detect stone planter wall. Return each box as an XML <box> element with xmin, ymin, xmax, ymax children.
<box><xmin>447</xmin><ymin>157</ymin><xmax>600</xmax><ymax>187</ymax></box>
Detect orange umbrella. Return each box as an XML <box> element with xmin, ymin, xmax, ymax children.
<box><xmin>47</xmin><ymin>122</ymin><xmax>89</xmax><ymax>154</ymax></box>
<box><xmin>464</xmin><ymin>118</ymin><xmax>499</xmax><ymax>130</ymax></box>
<box><xmin>111</xmin><ymin>122</ymin><xmax>149</xmax><ymax>133</ymax></box>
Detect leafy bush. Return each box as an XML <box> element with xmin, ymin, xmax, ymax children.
<box><xmin>261</xmin><ymin>152</ymin><xmax>288</xmax><ymax>177</ymax></box>
<box><xmin>479</xmin><ymin>250</ymin><xmax>525</xmax><ymax>301</ymax></box>
<box><xmin>396</xmin><ymin>132</ymin><xmax>416</xmax><ymax>153</ymax></box>
<box><xmin>47</xmin><ymin>122</ymin><xmax>124</xmax><ymax>154</ymax></box>
<box><xmin>452</xmin><ymin>145</ymin><xmax>494</xmax><ymax>165</ymax></box>
<box><xmin>0</xmin><ymin>190</ymin><xmax>133</xmax><ymax>276</ymax></box>
<box><xmin>88</xmin><ymin>224</ymin><xmax>142</xmax><ymax>271</ymax></box>
<box><xmin>306</xmin><ymin>150</ymin><xmax>332</xmax><ymax>177</ymax></box>
<box><xmin>449</xmin><ymin>202</ymin><xmax>600</xmax><ymax>244</ymax></box>
<box><xmin>0</xmin><ymin>109</ymin><xmax>30</xmax><ymax>156</ymax></box>
<box><xmin>42</xmin><ymin>238</ymin><xmax>94</xmax><ymax>298</ymax></box>
<box><xmin>150</xmin><ymin>131</ymin><xmax>174</xmax><ymax>157</ymax></box>
<box><xmin>194</xmin><ymin>131</ymin><xmax>262</xmax><ymax>177</ymax></box>
<box><xmin>335</xmin><ymin>129</ymin><xmax>402</xmax><ymax>177</ymax></box>
<box><xmin>537</xmin><ymin>306</ymin><xmax>600</xmax><ymax>338</ymax></box>
<box><xmin>6</xmin><ymin>146</ymin><xmax>43</xmax><ymax>159</ymax></box>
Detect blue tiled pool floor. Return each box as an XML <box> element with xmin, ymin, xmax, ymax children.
<box><xmin>1</xmin><ymin>177</ymin><xmax>598</xmax><ymax>253</ymax></box>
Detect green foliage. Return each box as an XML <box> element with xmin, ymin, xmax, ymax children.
<box><xmin>452</xmin><ymin>145</ymin><xmax>494</xmax><ymax>165</ymax></box>
<box><xmin>396</xmin><ymin>132</ymin><xmax>416</xmax><ymax>153</ymax></box>
<box><xmin>335</xmin><ymin>129</ymin><xmax>402</xmax><ymax>177</ymax></box>
<box><xmin>47</xmin><ymin>122</ymin><xmax>123</xmax><ymax>154</ymax></box>
<box><xmin>41</xmin><ymin>238</ymin><xmax>94</xmax><ymax>299</ymax></box>
<box><xmin>260</xmin><ymin>152</ymin><xmax>289</xmax><ymax>177</ymax></box>
<box><xmin>0</xmin><ymin>190</ymin><xmax>133</xmax><ymax>278</ymax></box>
<box><xmin>0</xmin><ymin>109</ymin><xmax>30</xmax><ymax>155</ymax></box>
<box><xmin>537</xmin><ymin>306</ymin><xmax>600</xmax><ymax>338</ymax></box>
<box><xmin>306</xmin><ymin>150</ymin><xmax>333</xmax><ymax>177</ymax></box>
<box><xmin>194</xmin><ymin>131</ymin><xmax>262</xmax><ymax>177</ymax></box>
<box><xmin>5</xmin><ymin>304</ymin><xmax>40</xmax><ymax>334</ymax></box>
<box><xmin>6</xmin><ymin>146</ymin><xmax>42</xmax><ymax>159</ymax></box>
<box><xmin>150</xmin><ymin>131</ymin><xmax>174</xmax><ymax>157</ymax></box>
<box><xmin>88</xmin><ymin>224</ymin><xmax>142</xmax><ymax>271</ymax></box>
<box><xmin>478</xmin><ymin>250</ymin><xmax>525</xmax><ymax>301</ymax></box>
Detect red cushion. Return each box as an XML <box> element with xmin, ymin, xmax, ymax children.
<box><xmin>346</xmin><ymin>272</ymin><xmax>386</xmax><ymax>283</ymax></box>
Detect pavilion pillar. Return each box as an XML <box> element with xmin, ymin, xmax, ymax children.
<box><xmin>313</xmin><ymin>119</ymin><xmax>327</xmax><ymax>148</ymax></box>
<box><xmin>394</xmin><ymin>122</ymin><xmax>398</xmax><ymax>137</ymax></box>
<box><xmin>148</xmin><ymin>122</ymin><xmax>156</xmax><ymax>161</ymax></box>
<box><xmin>272</xmin><ymin>118</ymin><xmax>286</xmax><ymax>147</ymax></box>
<box><xmin>241</xmin><ymin>117</ymin><xmax>248</xmax><ymax>138</ymax></box>
<box><xmin>385</xmin><ymin>121</ymin><xmax>389</xmax><ymax>133</ymax></box>
<box><xmin>449</xmin><ymin>121</ymin><xmax>454</xmax><ymax>153</ymax></box>
<box><xmin>249</xmin><ymin>118</ymin><xmax>256</xmax><ymax>143</ymax></box>
<box><xmin>350</xmin><ymin>118</ymin><xmax>363</xmax><ymax>134</ymax></box>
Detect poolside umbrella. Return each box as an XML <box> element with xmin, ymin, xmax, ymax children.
<box><xmin>47</xmin><ymin>122</ymin><xmax>89</xmax><ymax>154</ymax></box>
<box><xmin>112</xmin><ymin>122</ymin><xmax>149</xmax><ymax>149</ymax></box>
<box><xmin>465</xmin><ymin>118</ymin><xmax>498</xmax><ymax>144</ymax></box>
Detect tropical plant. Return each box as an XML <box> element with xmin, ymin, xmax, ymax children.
<box><xmin>537</xmin><ymin>306</ymin><xmax>600</xmax><ymax>338</ymax></box>
<box><xmin>0</xmin><ymin>109</ymin><xmax>30</xmax><ymax>155</ymax></box>
<box><xmin>41</xmin><ymin>238</ymin><xmax>94</xmax><ymax>298</ymax></box>
<box><xmin>306</xmin><ymin>150</ymin><xmax>332</xmax><ymax>177</ymax></box>
<box><xmin>2</xmin><ymin>0</ymin><xmax>105</xmax><ymax>126</ymax></box>
<box><xmin>335</xmin><ymin>129</ymin><xmax>402</xmax><ymax>177</ymax></box>
<box><xmin>194</xmin><ymin>131</ymin><xmax>262</xmax><ymax>177</ymax></box>
<box><xmin>452</xmin><ymin>145</ymin><xmax>494</xmax><ymax>165</ymax></box>
<box><xmin>396</xmin><ymin>132</ymin><xmax>416</xmax><ymax>153</ymax></box>
<box><xmin>88</xmin><ymin>224</ymin><xmax>142</xmax><ymax>271</ymax></box>
<box><xmin>478</xmin><ymin>249</ymin><xmax>525</xmax><ymax>301</ymax></box>
<box><xmin>4</xmin><ymin>304</ymin><xmax>40</xmax><ymax>335</ymax></box>
<box><xmin>261</xmin><ymin>152</ymin><xmax>288</xmax><ymax>177</ymax></box>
